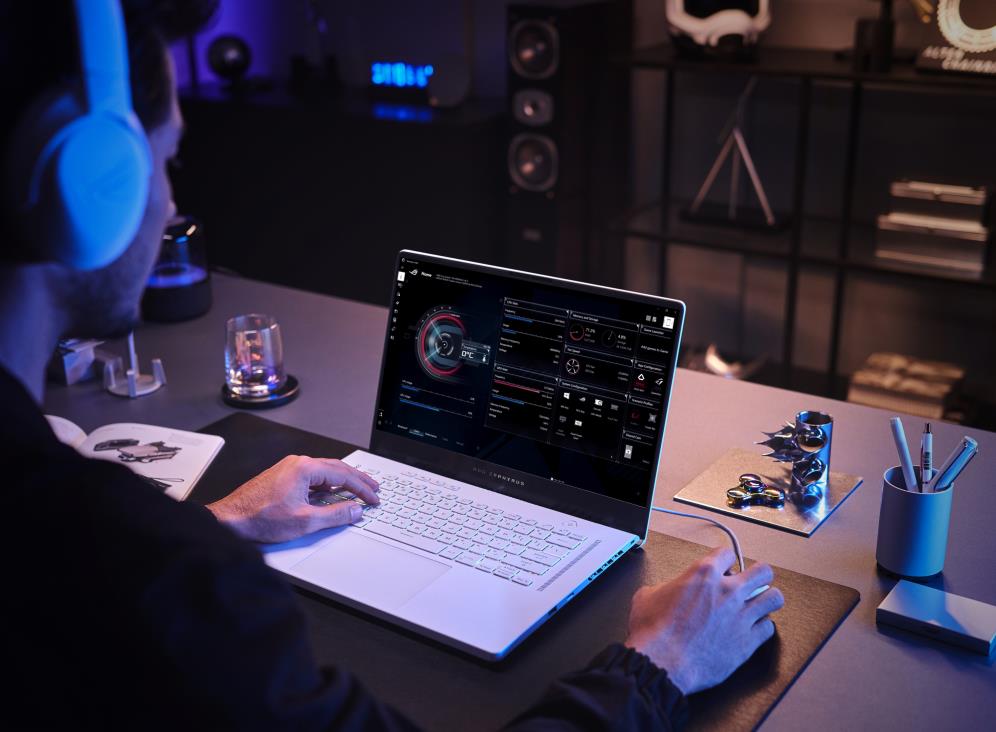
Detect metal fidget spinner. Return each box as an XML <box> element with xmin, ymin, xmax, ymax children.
<box><xmin>726</xmin><ymin>473</ymin><xmax>785</xmax><ymax>509</ymax></box>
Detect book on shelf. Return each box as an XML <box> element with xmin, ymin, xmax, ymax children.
<box><xmin>875</xmin><ymin>179</ymin><xmax>992</xmax><ymax>277</ymax></box>
<box><xmin>847</xmin><ymin>352</ymin><xmax>964</xmax><ymax>420</ymax></box>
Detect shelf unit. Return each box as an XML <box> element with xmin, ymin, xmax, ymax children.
<box><xmin>611</xmin><ymin>43</ymin><xmax>996</xmax><ymax>397</ymax></box>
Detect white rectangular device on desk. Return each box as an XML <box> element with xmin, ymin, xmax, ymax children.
<box><xmin>877</xmin><ymin>580</ymin><xmax>996</xmax><ymax>656</ymax></box>
<box><xmin>262</xmin><ymin>251</ymin><xmax>686</xmax><ymax>660</ymax></box>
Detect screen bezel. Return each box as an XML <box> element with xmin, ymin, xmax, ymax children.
<box><xmin>369</xmin><ymin>250</ymin><xmax>686</xmax><ymax>540</ymax></box>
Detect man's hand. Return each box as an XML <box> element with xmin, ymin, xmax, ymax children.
<box><xmin>206</xmin><ymin>456</ymin><xmax>380</xmax><ymax>543</ymax></box>
<box><xmin>624</xmin><ymin>547</ymin><xmax>784</xmax><ymax>696</ymax></box>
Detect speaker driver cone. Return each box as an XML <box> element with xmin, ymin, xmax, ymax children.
<box><xmin>508</xmin><ymin>133</ymin><xmax>558</xmax><ymax>192</ymax></box>
<box><xmin>513</xmin><ymin>89</ymin><xmax>555</xmax><ymax>126</ymax></box>
<box><xmin>508</xmin><ymin>20</ymin><xmax>560</xmax><ymax>79</ymax></box>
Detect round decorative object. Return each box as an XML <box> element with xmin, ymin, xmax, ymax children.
<box><xmin>207</xmin><ymin>34</ymin><xmax>252</xmax><ymax>83</ymax></box>
<box><xmin>938</xmin><ymin>0</ymin><xmax>996</xmax><ymax>53</ymax></box>
<box><xmin>508</xmin><ymin>20</ymin><xmax>559</xmax><ymax>79</ymax></box>
<box><xmin>565</xmin><ymin>358</ymin><xmax>581</xmax><ymax>375</ymax></box>
<box><xmin>726</xmin><ymin>473</ymin><xmax>785</xmax><ymax>509</ymax></box>
<box><xmin>222</xmin><ymin>373</ymin><xmax>299</xmax><ymax>409</ymax></box>
<box><xmin>508</xmin><ymin>133</ymin><xmax>558</xmax><ymax>192</ymax></box>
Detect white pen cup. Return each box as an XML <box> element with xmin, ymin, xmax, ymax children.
<box><xmin>876</xmin><ymin>466</ymin><xmax>954</xmax><ymax>579</ymax></box>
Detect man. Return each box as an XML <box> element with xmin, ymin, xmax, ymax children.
<box><xmin>0</xmin><ymin>1</ymin><xmax>783</xmax><ymax>728</ymax></box>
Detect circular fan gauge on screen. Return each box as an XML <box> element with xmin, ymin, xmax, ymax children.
<box><xmin>664</xmin><ymin>0</ymin><xmax>771</xmax><ymax>57</ymax></box>
<box><xmin>415</xmin><ymin>308</ymin><xmax>468</xmax><ymax>380</ymax></box>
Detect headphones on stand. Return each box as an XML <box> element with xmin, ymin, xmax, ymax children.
<box><xmin>5</xmin><ymin>0</ymin><xmax>151</xmax><ymax>271</ymax></box>
<box><xmin>665</xmin><ymin>0</ymin><xmax>771</xmax><ymax>58</ymax></box>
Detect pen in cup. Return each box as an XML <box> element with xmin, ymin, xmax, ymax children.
<box><xmin>920</xmin><ymin>423</ymin><xmax>932</xmax><ymax>489</ymax></box>
<box><xmin>890</xmin><ymin>417</ymin><xmax>918</xmax><ymax>492</ymax></box>
<box><xmin>929</xmin><ymin>436</ymin><xmax>978</xmax><ymax>492</ymax></box>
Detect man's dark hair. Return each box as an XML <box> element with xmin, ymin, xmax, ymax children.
<box><xmin>0</xmin><ymin>0</ymin><xmax>217</xmax><ymax>254</ymax></box>
<box><xmin>0</xmin><ymin>0</ymin><xmax>217</xmax><ymax>131</ymax></box>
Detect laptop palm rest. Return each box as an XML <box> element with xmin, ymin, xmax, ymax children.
<box><xmin>289</xmin><ymin>531</ymin><xmax>450</xmax><ymax>611</ymax></box>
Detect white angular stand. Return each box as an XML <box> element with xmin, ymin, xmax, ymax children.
<box><xmin>104</xmin><ymin>331</ymin><xmax>166</xmax><ymax>398</ymax></box>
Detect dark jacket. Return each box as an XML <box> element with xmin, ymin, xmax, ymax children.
<box><xmin>3</xmin><ymin>366</ymin><xmax>686</xmax><ymax>730</ymax></box>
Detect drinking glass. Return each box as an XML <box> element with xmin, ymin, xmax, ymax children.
<box><xmin>224</xmin><ymin>314</ymin><xmax>286</xmax><ymax>397</ymax></box>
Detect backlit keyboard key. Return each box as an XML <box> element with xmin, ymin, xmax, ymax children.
<box><xmin>521</xmin><ymin>549</ymin><xmax>559</xmax><ymax>567</ymax></box>
<box><xmin>547</xmin><ymin>535</ymin><xmax>580</xmax><ymax>550</ymax></box>
<box><xmin>364</xmin><ymin>522</ymin><xmax>445</xmax><ymax>554</ymax></box>
<box><xmin>502</xmin><ymin>555</ymin><xmax>548</xmax><ymax>575</ymax></box>
<box><xmin>477</xmin><ymin>559</ymin><xmax>500</xmax><ymax>572</ymax></box>
<box><xmin>455</xmin><ymin>553</ymin><xmax>480</xmax><ymax>567</ymax></box>
<box><xmin>493</xmin><ymin>566</ymin><xmax>517</xmax><ymax>579</ymax></box>
<box><xmin>440</xmin><ymin>546</ymin><xmax>462</xmax><ymax>560</ymax></box>
<box><xmin>511</xmin><ymin>575</ymin><xmax>532</xmax><ymax>587</ymax></box>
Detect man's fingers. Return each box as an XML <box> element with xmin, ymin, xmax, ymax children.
<box><xmin>298</xmin><ymin>458</ymin><xmax>380</xmax><ymax>506</ymax></box>
<box><xmin>743</xmin><ymin>586</ymin><xmax>785</xmax><ymax>624</ymax></box>
<box><xmin>750</xmin><ymin>617</ymin><xmax>776</xmax><ymax>647</ymax></box>
<box><xmin>699</xmin><ymin>546</ymin><xmax>737</xmax><ymax>577</ymax></box>
<box><xmin>309</xmin><ymin>501</ymin><xmax>363</xmax><ymax>532</ymax></box>
<box><xmin>733</xmin><ymin>562</ymin><xmax>774</xmax><ymax>599</ymax></box>
<box><xmin>316</xmin><ymin>458</ymin><xmax>381</xmax><ymax>492</ymax></box>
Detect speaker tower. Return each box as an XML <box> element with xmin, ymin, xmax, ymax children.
<box><xmin>505</xmin><ymin>1</ymin><xmax>631</xmax><ymax>283</ymax></box>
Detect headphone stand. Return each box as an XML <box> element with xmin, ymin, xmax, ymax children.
<box><xmin>687</xmin><ymin>76</ymin><xmax>778</xmax><ymax>228</ymax></box>
<box><xmin>104</xmin><ymin>332</ymin><xmax>166</xmax><ymax>398</ymax></box>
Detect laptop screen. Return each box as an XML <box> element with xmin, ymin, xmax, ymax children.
<box><xmin>372</xmin><ymin>252</ymin><xmax>683</xmax><ymax>513</ymax></box>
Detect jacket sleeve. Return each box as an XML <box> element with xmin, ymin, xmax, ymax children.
<box><xmin>501</xmin><ymin>644</ymin><xmax>689</xmax><ymax>732</ymax></box>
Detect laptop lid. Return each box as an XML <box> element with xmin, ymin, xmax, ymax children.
<box><xmin>369</xmin><ymin>250</ymin><xmax>685</xmax><ymax>539</ymax></box>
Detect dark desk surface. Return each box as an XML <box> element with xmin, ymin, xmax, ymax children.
<box><xmin>44</xmin><ymin>274</ymin><xmax>996</xmax><ymax>729</ymax></box>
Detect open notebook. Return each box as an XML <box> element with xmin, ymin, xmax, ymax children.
<box><xmin>46</xmin><ymin>416</ymin><xmax>224</xmax><ymax>501</ymax></box>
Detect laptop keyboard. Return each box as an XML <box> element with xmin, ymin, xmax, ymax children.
<box><xmin>335</xmin><ymin>466</ymin><xmax>588</xmax><ymax>588</ymax></box>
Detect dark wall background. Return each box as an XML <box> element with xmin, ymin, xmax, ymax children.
<box><xmin>169</xmin><ymin>0</ymin><xmax>996</xmax><ymax>405</ymax></box>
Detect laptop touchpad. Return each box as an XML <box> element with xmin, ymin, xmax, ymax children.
<box><xmin>289</xmin><ymin>531</ymin><xmax>450</xmax><ymax>610</ymax></box>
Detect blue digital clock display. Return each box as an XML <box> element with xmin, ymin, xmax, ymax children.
<box><xmin>370</xmin><ymin>61</ymin><xmax>435</xmax><ymax>89</ymax></box>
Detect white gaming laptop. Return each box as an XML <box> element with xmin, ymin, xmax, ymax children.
<box><xmin>262</xmin><ymin>251</ymin><xmax>685</xmax><ymax>660</ymax></box>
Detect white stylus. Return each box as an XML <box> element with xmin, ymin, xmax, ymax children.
<box><xmin>890</xmin><ymin>417</ymin><xmax>918</xmax><ymax>492</ymax></box>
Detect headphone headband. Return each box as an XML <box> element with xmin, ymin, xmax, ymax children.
<box><xmin>75</xmin><ymin>0</ymin><xmax>133</xmax><ymax>115</ymax></box>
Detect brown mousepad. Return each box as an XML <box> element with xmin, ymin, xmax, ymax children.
<box><xmin>194</xmin><ymin>413</ymin><xmax>860</xmax><ymax>731</ymax></box>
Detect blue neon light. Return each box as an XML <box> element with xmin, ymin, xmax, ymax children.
<box><xmin>371</xmin><ymin>61</ymin><xmax>435</xmax><ymax>89</ymax></box>
<box><xmin>372</xmin><ymin>103</ymin><xmax>433</xmax><ymax>124</ymax></box>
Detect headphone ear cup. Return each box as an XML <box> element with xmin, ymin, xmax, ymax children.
<box><xmin>49</xmin><ymin>114</ymin><xmax>152</xmax><ymax>270</ymax></box>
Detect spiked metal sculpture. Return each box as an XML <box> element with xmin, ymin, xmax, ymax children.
<box><xmin>757</xmin><ymin>411</ymin><xmax>834</xmax><ymax>506</ymax></box>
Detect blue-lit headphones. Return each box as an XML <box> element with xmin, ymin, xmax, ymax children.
<box><xmin>9</xmin><ymin>0</ymin><xmax>151</xmax><ymax>270</ymax></box>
